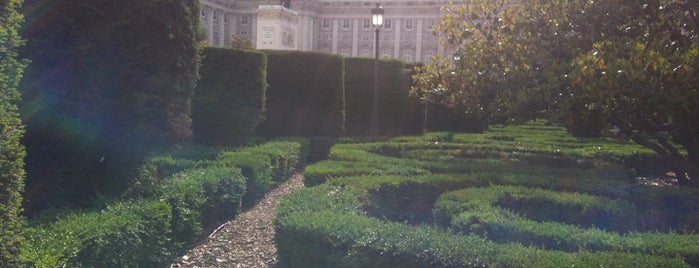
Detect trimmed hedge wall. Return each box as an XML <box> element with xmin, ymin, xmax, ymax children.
<box><xmin>256</xmin><ymin>51</ymin><xmax>345</xmax><ymax>138</ymax></box>
<box><xmin>192</xmin><ymin>48</ymin><xmax>267</xmax><ymax>147</ymax></box>
<box><xmin>23</xmin><ymin>139</ymin><xmax>309</xmax><ymax>267</ymax></box>
<box><xmin>344</xmin><ymin>58</ymin><xmax>423</xmax><ymax>136</ymax></box>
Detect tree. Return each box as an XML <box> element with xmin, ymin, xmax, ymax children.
<box><xmin>569</xmin><ymin>1</ymin><xmax>699</xmax><ymax>185</ymax></box>
<box><xmin>413</xmin><ymin>0</ymin><xmax>519</xmax><ymax>125</ymax></box>
<box><xmin>20</xmin><ymin>0</ymin><xmax>203</xmax><ymax>211</ymax></box>
<box><xmin>411</xmin><ymin>0</ymin><xmax>574</xmax><ymax>126</ymax></box>
<box><xmin>415</xmin><ymin>0</ymin><xmax>699</xmax><ymax>185</ymax></box>
<box><xmin>0</xmin><ymin>0</ymin><xmax>27</xmax><ymax>265</ymax></box>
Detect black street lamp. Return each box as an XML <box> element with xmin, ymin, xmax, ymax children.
<box><xmin>370</xmin><ymin>3</ymin><xmax>384</xmax><ymax>136</ymax></box>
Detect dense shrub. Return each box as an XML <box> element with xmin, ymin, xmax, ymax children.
<box><xmin>193</xmin><ymin>48</ymin><xmax>267</xmax><ymax>147</ymax></box>
<box><xmin>0</xmin><ymin>0</ymin><xmax>27</xmax><ymax>265</ymax></box>
<box><xmin>157</xmin><ymin>166</ymin><xmax>246</xmax><ymax>246</ymax></box>
<box><xmin>256</xmin><ymin>51</ymin><xmax>345</xmax><ymax>137</ymax></box>
<box><xmin>20</xmin><ymin>0</ymin><xmax>203</xmax><ymax>212</ymax></box>
<box><xmin>344</xmin><ymin>58</ymin><xmax>422</xmax><ymax>136</ymax></box>
<box><xmin>123</xmin><ymin>144</ymin><xmax>221</xmax><ymax>199</ymax></box>
<box><xmin>216</xmin><ymin>140</ymin><xmax>306</xmax><ymax>207</ymax></box>
<box><xmin>22</xmin><ymin>200</ymin><xmax>173</xmax><ymax>268</ymax></box>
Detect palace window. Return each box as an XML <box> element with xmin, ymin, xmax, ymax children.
<box><xmin>363</xmin><ymin>19</ymin><xmax>371</xmax><ymax>29</ymax></box>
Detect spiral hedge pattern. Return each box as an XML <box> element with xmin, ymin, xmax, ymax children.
<box><xmin>276</xmin><ymin>124</ymin><xmax>699</xmax><ymax>267</ymax></box>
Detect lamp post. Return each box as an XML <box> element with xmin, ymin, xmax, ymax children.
<box><xmin>370</xmin><ymin>3</ymin><xmax>384</xmax><ymax>136</ymax></box>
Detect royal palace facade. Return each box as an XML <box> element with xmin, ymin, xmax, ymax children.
<box><xmin>199</xmin><ymin>0</ymin><xmax>448</xmax><ymax>62</ymax></box>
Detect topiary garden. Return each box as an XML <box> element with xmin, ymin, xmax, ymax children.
<box><xmin>277</xmin><ymin>123</ymin><xmax>699</xmax><ymax>267</ymax></box>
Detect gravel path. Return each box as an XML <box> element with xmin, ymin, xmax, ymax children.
<box><xmin>171</xmin><ymin>172</ymin><xmax>304</xmax><ymax>268</ymax></box>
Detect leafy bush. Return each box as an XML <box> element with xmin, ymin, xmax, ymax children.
<box><xmin>22</xmin><ymin>200</ymin><xmax>173</xmax><ymax>268</ymax></box>
<box><xmin>192</xmin><ymin>48</ymin><xmax>267</xmax><ymax>147</ymax></box>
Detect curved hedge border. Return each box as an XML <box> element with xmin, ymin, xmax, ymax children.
<box><xmin>434</xmin><ymin>185</ymin><xmax>638</xmax><ymax>233</ymax></box>
<box><xmin>278</xmin><ymin>124</ymin><xmax>699</xmax><ymax>267</ymax></box>
<box><xmin>276</xmin><ymin>183</ymin><xmax>689</xmax><ymax>267</ymax></box>
<box><xmin>434</xmin><ymin>186</ymin><xmax>699</xmax><ymax>264</ymax></box>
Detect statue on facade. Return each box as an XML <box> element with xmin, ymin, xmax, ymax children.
<box><xmin>280</xmin><ymin>0</ymin><xmax>291</xmax><ymax>9</ymax></box>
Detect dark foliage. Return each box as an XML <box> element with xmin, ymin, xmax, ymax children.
<box><xmin>0</xmin><ymin>0</ymin><xmax>27</xmax><ymax>265</ymax></box>
<box><xmin>425</xmin><ymin>104</ymin><xmax>488</xmax><ymax>133</ymax></box>
<box><xmin>192</xmin><ymin>47</ymin><xmax>267</xmax><ymax>147</ymax></box>
<box><xmin>344</xmin><ymin>58</ymin><xmax>423</xmax><ymax>136</ymax></box>
<box><xmin>256</xmin><ymin>51</ymin><xmax>345</xmax><ymax>138</ymax></box>
<box><xmin>19</xmin><ymin>0</ymin><xmax>202</xmax><ymax>213</ymax></box>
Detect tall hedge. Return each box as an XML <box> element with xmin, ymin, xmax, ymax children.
<box><xmin>193</xmin><ymin>47</ymin><xmax>267</xmax><ymax>147</ymax></box>
<box><xmin>256</xmin><ymin>51</ymin><xmax>345</xmax><ymax>137</ymax></box>
<box><xmin>0</xmin><ymin>0</ymin><xmax>27</xmax><ymax>265</ymax></box>
<box><xmin>19</xmin><ymin>0</ymin><xmax>202</xmax><ymax>212</ymax></box>
<box><xmin>344</xmin><ymin>58</ymin><xmax>423</xmax><ymax>136</ymax></box>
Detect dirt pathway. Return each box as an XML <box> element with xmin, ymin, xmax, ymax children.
<box><xmin>170</xmin><ymin>172</ymin><xmax>304</xmax><ymax>268</ymax></box>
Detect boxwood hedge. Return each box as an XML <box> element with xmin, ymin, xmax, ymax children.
<box><xmin>256</xmin><ymin>51</ymin><xmax>345</xmax><ymax>137</ymax></box>
<box><xmin>22</xmin><ymin>200</ymin><xmax>173</xmax><ymax>268</ymax></box>
<box><xmin>278</xmin><ymin>123</ymin><xmax>699</xmax><ymax>267</ymax></box>
<box><xmin>192</xmin><ymin>48</ymin><xmax>267</xmax><ymax>147</ymax></box>
<box><xmin>23</xmin><ymin>139</ymin><xmax>309</xmax><ymax>267</ymax></box>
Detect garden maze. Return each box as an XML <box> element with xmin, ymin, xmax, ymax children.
<box><xmin>276</xmin><ymin>124</ymin><xmax>699</xmax><ymax>267</ymax></box>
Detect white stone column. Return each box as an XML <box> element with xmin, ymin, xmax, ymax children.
<box><xmin>416</xmin><ymin>19</ymin><xmax>423</xmax><ymax>62</ymax></box>
<box><xmin>252</xmin><ymin>14</ymin><xmax>258</xmax><ymax>47</ymax></box>
<box><xmin>393</xmin><ymin>20</ymin><xmax>401</xmax><ymax>58</ymax></box>
<box><xmin>300</xmin><ymin>16</ymin><xmax>313</xmax><ymax>51</ymax></box>
<box><xmin>228</xmin><ymin>13</ymin><xmax>237</xmax><ymax>44</ymax></box>
<box><xmin>207</xmin><ymin>7</ymin><xmax>214</xmax><ymax>44</ymax></box>
<box><xmin>217</xmin><ymin>10</ymin><xmax>225</xmax><ymax>46</ymax></box>
<box><xmin>332</xmin><ymin>19</ymin><xmax>339</xmax><ymax>54</ymax></box>
<box><xmin>352</xmin><ymin>19</ymin><xmax>359</xmax><ymax>56</ymax></box>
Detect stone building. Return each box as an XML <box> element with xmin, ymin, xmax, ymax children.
<box><xmin>199</xmin><ymin>0</ymin><xmax>447</xmax><ymax>62</ymax></box>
